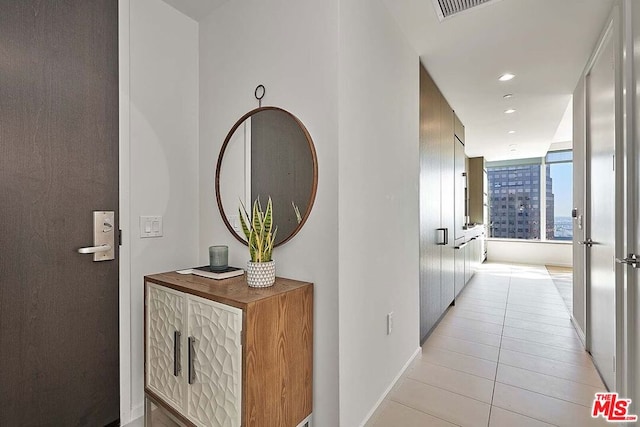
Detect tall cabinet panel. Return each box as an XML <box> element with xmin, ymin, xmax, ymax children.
<box><xmin>420</xmin><ymin>64</ymin><xmax>467</xmax><ymax>342</ymax></box>
<box><xmin>440</xmin><ymin>99</ymin><xmax>456</xmax><ymax>311</ymax></box>
<box><xmin>454</xmin><ymin>128</ymin><xmax>466</xmax><ymax>239</ymax></box>
<box><xmin>419</xmin><ymin>65</ymin><xmax>442</xmax><ymax>341</ymax></box>
<box><xmin>468</xmin><ymin>157</ymin><xmax>487</xmax><ymax>226</ymax></box>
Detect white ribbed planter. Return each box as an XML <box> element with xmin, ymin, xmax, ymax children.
<box><xmin>246</xmin><ymin>260</ymin><xmax>276</xmax><ymax>288</ymax></box>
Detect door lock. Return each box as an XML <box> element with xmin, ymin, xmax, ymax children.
<box><xmin>615</xmin><ymin>254</ymin><xmax>639</xmax><ymax>269</ymax></box>
<box><xmin>77</xmin><ymin>211</ymin><xmax>115</xmax><ymax>261</ymax></box>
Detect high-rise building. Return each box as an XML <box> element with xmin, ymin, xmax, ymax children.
<box><xmin>487</xmin><ymin>164</ymin><xmax>554</xmax><ymax>239</ymax></box>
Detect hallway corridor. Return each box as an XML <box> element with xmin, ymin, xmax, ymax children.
<box><xmin>367</xmin><ymin>263</ymin><xmax>608</xmax><ymax>427</ymax></box>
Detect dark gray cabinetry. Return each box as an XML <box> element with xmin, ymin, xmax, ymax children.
<box><xmin>419</xmin><ymin>64</ymin><xmax>486</xmax><ymax>343</ymax></box>
<box><xmin>440</xmin><ymin>99</ymin><xmax>456</xmax><ymax>313</ymax></box>
<box><xmin>419</xmin><ymin>64</ymin><xmax>457</xmax><ymax>342</ymax></box>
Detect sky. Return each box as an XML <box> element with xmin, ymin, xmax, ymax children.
<box><xmin>549</xmin><ymin>162</ymin><xmax>573</xmax><ymax>218</ymax></box>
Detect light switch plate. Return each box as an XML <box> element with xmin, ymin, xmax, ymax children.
<box><xmin>140</xmin><ymin>216</ymin><xmax>163</xmax><ymax>238</ymax></box>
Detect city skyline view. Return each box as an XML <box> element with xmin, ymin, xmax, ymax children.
<box><xmin>487</xmin><ymin>156</ymin><xmax>573</xmax><ymax>240</ymax></box>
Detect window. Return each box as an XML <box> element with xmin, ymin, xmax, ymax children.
<box><xmin>487</xmin><ymin>150</ymin><xmax>573</xmax><ymax>241</ymax></box>
<box><xmin>546</xmin><ymin>150</ymin><xmax>573</xmax><ymax>240</ymax></box>
<box><xmin>487</xmin><ymin>162</ymin><xmax>541</xmax><ymax>239</ymax></box>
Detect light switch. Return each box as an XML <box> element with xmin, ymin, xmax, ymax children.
<box><xmin>140</xmin><ymin>216</ymin><xmax>163</xmax><ymax>238</ymax></box>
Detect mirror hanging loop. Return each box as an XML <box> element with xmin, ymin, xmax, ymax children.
<box><xmin>255</xmin><ymin>84</ymin><xmax>266</xmax><ymax>108</ymax></box>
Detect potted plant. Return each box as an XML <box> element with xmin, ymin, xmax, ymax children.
<box><xmin>239</xmin><ymin>197</ymin><xmax>278</xmax><ymax>288</ymax></box>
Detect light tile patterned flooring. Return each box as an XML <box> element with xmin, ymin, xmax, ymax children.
<box><xmin>367</xmin><ymin>263</ymin><xmax>609</xmax><ymax>427</ymax></box>
<box><xmin>547</xmin><ymin>265</ymin><xmax>573</xmax><ymax>313</ymax></box>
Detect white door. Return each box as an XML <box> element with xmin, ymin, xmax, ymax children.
<box><xmin>146</xmin><ymin>284</ymin><xmax>187</xmax><ymax>412</ymax></box>
<box><xmin>628</xmin><ymin>0</ymin><xmax>640</xmax><ymax>410</ymax></box>
<box><xmin>586</xmin><ymin>23</ymin><xmax>617</xmax><ymax>390</ymax></box>
<box><xmin>186</xmin><ymin>295</ymin><xmax>243</xmax><ymax>427</ymax></box>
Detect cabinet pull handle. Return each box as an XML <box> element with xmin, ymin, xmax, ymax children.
<box><xmin>437</xmin><ymin>228</ymin><xmax>449</xmax><ymax>245</ymax></box>
<box><xmin>188</xmin><ymin>336</ymin><xmax>196</xmax><ymax>384</ymax></box>
<box><xmin>173</xmin><ymin>330</ymin><xmax>181</xmax><ymax>377</ymax></box>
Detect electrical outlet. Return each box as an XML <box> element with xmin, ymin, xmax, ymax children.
<box><xmin>387</xmin><ymin>312</ymin><xmax>393</xmax><ymax>335</ymax></box>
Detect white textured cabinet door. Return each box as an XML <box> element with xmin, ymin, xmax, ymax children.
<box><xmin>186</xmin><ymin>295</ymin><xmax>243</xmax><ymax>427</ymax></box>
<box><xmin>146</xmin><ymin>284</ymin><xmax>186</xmax><ymax>413</ymax></box>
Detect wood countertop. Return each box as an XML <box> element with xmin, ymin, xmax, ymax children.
<box><xmin>145</xmin><ymin>271</ymin><xmax>312</xmax><ymax>310</ymax></box>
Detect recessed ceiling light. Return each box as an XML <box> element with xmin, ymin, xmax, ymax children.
<box><xmin>508</xmin><ymin>130</ymin><xmax>516</xmax><ymax>134</ymax></box>
<box><xmin>499</xmin><ymin>73</ymin><xmax>515</xmax><ymax>81</ymax></box>
<box><xmin>504</xmin><ymin>109</ymin><xmax>516</xmax><ymax>114</ymax></box>
<box><xmin>503</xmin><ymin>94</ymin><xmax>513</xmax><ymax>99</ymax></box>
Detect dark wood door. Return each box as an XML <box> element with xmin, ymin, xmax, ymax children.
<box><xmin>0</xmin><ymin>1</ymin><xmax>120</xmax><ymax>425</ymax></box>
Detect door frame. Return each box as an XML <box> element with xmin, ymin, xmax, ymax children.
<box><xmin>118</xmin><ymin>0</ymin><xmax>135</xmax><ymax>424</ymax></box>
<box><xmin>622</xmin><ymin>0</ymin><xmax>639</xmax><ymax>410</ymax></box>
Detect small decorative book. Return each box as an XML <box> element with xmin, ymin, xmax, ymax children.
<box><xmin>176</xmin><ymin>266</ymin><xmax>244</xmax><ymax>280</ymax></box>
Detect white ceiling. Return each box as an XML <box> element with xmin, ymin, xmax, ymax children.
<box><xmin>383</xmin><ymin>0</ymin><xmax>614</xmax><ymax>161</ymax></box>
<box><xmin>161</xmin><ymin>0</ymin><xmax>228</xmax><ymax>21</ymax></box>
<box><xmin>163</xmin><ymin>0</ymin><xmax>613</xmax><ymax>161</ymax></box>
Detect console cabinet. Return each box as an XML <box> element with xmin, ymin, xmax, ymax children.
<box><xmin>144</xmin><ymin>273</ymin><xmax>313</xmax><ymax>427</ymax></box>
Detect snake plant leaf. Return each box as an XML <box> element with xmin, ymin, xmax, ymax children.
<box><xmin>239</xmin><ymin>196</ymin><xmax>277</xmax><ymax>263</ymax></box>
<box><xmin>238</xmin><ymin>204</ymin><xmax>251</xmax><ymax>241</ymax></box>
<box><xmin>248</xmin><ymin>229</ymin><xmax>256</xmax><ymax>261</ymax></box>
<box><xmin>252</xmin><ymin>199</ymin><xmax>262</xmax><ymax>237</ymax></box>
<box><xmin>264</xmin><ymin>197</ymin><xmax>273</xmax><ymax>234</ymax></box>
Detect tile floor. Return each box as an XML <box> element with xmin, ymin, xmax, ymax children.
<box><xmin>367</xmin><ymin>263</ymin><xmax>609</xmax><ymax>427</ymax></box>
<box><xmin>546</xmin><ymin>265</ymin><xmax>573</xmax><ymax>313</ymax></box>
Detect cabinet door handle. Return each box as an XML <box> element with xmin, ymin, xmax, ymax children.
<box><xmin>173</xmin><ymin>330</ymin><xmax>181</xmax><ymax>377</ymax></box>
<box><xmin>436</xmin><ymin>228</ymin><xmax>447</xmax><ymax>245</ymax></box>
<box><xmin>188</xmin><ymin>336</ymin><xmax>196</xmax><ymax>385</ymax></box>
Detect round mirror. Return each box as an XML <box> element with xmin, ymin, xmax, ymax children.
<box><xmin>215</xmin><ymin>107</ymin><xmax>318</xmax><ymax>247</ymax></box>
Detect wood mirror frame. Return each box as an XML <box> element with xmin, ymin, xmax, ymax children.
<box><xmin>215</xmin><ymin>106</ymin><xmax>318</xmax><ymax>247</ymax></box>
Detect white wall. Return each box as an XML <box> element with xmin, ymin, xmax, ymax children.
<box><xmin>487</xmin><ymin>240</ymin><xmax>573</xmax><ymax>267</ymax></box>
<box><xmin>123</xmin><ymin>0</ymin><xmax>200</xmax><ymax>420</ymax></box>
<box><xmin>338</xmin><ymin>1</ymin><xmax>420</xmax><ymax>426</ymax></box>
<box><xmin>198</xmin><ymin>1</ymin><xmax>340</xmax><ymax>425</ymax></box>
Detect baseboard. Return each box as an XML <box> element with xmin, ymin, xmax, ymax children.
<box><xmin>131</xmin><ymin>403</ymin><xmax>144</xmax><ymax>422</ymax></box>
<box><xmin>121</xmin><ymin>413</ymin><xmax>143</xmax><ymax>427</ymax></box>
<box><xmin>358</xmin><ymin>346</ymin><xmax>421</xmax><ymax>427</ymax></box>
<box><xmin>571</xmin><ymin>315</ymin><xmax>587</xmax><ymax>347</ymax></box>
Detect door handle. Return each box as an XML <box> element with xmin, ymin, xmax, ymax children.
<box><xmin>578</xmin><ymin>239</ymin><xmax>595</xmax><ymax>247</ymax></box>
<box><xmin>188</xmin><ymin>336</ymin><xmax>196</xmax><ymax>385</ymax></box>
<box><xmin>77</xmin><ymin>244</ymin><xmax>112</xmax><ymax>254</ymax></box>
<box><xmin>616</xmin><ymin>254</ymin><xmax>639</xmax><ymax>269</ymax></box>
<box><xmin>77</xmin><ymin>211</ymin><xmax>115</xmax><ymax>261</ymax></box>
<box><xmin>173</xmin><ymin>330</ymin><xmax>182</xmax><ymax>376</ymax></box>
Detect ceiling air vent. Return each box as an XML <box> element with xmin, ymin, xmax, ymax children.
<box><xmin>432</xmin><ymin>0</ymin><xmax>503</xmax><ymax>21</ymax></box>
